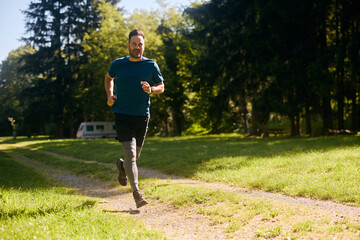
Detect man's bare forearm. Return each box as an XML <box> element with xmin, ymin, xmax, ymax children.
<box><xmin>105</xmin><ymin>72</ymin><xmax>117</xmax><ymax>106</ymax></box>
<box><xmin>151</xmin><ymin>82</ymin><xmax>165</xmax><ymax>94</ymax></box>
<box><xmin>104</xmin><ymin>72</ymin><xmax>114</xmax><ymax>98</ymax></box>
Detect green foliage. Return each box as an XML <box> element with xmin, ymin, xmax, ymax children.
<box><xmin>81</xmin><ymin>1</ymin><xmax>128</xmax><ymax>121</ymax></box>
<box><xmin>185</xmin><ymin>0</ymin><xmax>255</xmax><ymax>133</ymax></box>
<box><xmin>154</xmin><ymin>6</ymin><xmax>191</xmax><ymax>136</ymax></box>
<box><xmin>2</xmin><ymin>0</ymin><xmax>360</xmax><ymax>137</ymax></box>
<box><xmin>126</xmin><ymin>9</ymin><xmax>163</xmax><ymax>62</ymax></box>
<box><xmin>0</xmin><ymin>46</ymin><xmax>36</xmax><ymax>136</ymax></box>
<box><xmin>21</xmin><ymin>0</ymin><xmax>101</xmax><ymax>137</ymax></box>
<box><xmin>185</xmin><ymin>0</ymin><xmax>360</xmax><ymax>136</ymax></box>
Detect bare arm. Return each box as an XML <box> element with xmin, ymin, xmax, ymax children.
<box><xmin>141</xmin><ymin>81</ymin><xmax>165</xmax><ymax>94</ymax></box>
<box><xmin>104</xmin><ymin>72</ymin><xmax>117</xmax><ymax>106</ymax></box>
<box><xmin>151</xmin><ymin>81</ymin><xmax>165</xmax><ymax>94</ymax></box>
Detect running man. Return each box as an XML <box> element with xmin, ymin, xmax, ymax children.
<box><xmin>104</xmin><ymin>29</ymin><xmax>165</xmax><ymax>208</ymax></box>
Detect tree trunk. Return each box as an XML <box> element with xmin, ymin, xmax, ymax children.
<box><xmin>337</xmin><ymin>73</ymin><xmax>345</xmax><ymax>130</ymax></box>
<box><xmin>305</xmin><ymin>103</ymin><xmax>312</xmax><ymax>136</ymax></box>
<box><xmin>322</xmin><ymin>97</ymin><xmax>333</xmax><ymax>133</ymax></box>
<box><xmin>350</xmin><ymin>20</ymin><xmax>359</xmax><ymax>132</ymax></box>
<box><xmin>57</xmin><ymin>122</ymin><xmax>64</xmax><ymax>138</ymax></box>
<box><xmin>241</xmin><ymin>91</ymin><xmax>248</xmax><ymax>134</ymax></box>
<box><xmin>317</xmin><ymin>0</ymin><xmax>333</xmax><ymax>134</ymax></box>
<box><xmin>351</xmin><ymin>90</ymin><xmax>357</xmax><ymax>131</ymax></box>
<box><xmin>335</xmin><ymin>0</ymin><xmax>345</xmax><ymax>130</ymax></box>
<box><xmin>290</xmin><ymin>114</ymin><xmax>300</xmax><ymax>136</ymax></box>
<box><xmin>164</xmin><ymin>116</ymin><xmax>170</xmax><ymax>137</ymax></box>
<box><xmin>295</xmin><ymin>114</ymin><xmax>301</xmax><ymax>136</ymax></box>
<box><xmin>69</xmin><ymin>110</ymin><xmax>75</xmax><ymax>138</ymax></box>
<box><xmin>243</xmin><ymin>109</ymin><xmax>248</xmax><ymax>134</ymax></box>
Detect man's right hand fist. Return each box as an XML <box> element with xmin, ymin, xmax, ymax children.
<box><xmin>107</xmin><ymin>95</ymin><xmax>117</xmax><ymax>106</ymax></box>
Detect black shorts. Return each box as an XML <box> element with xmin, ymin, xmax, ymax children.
<box><xmin>115</xmin><ymin>113</ymin><xmax>150</xmax><ymax>147</ymax></box>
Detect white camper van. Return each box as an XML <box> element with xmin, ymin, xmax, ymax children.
<box><xmin>76</xmin><ymin>122</ymin><xmax>117</xmax><ymax>139</ymax></box>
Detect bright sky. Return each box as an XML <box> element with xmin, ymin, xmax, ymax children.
<box><xmin>0</xmin><ymin>0</ymin><xmax>195</xmax><ymax>63</ymax></box>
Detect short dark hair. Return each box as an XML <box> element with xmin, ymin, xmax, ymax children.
<box><xmin>128</xmin><ymin>29</ymin><xmax>145</xmax><ymax>43</ymax></box>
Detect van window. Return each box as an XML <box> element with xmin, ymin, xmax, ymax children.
<box><xmin>96</xmin><ymin>125</ymin><xmax>104</xmax><ymax>131</ymax></box>
<box><xmin>87</xmin><ymin>125</ymin><xmax>94</xmax><ymax>131</ymax></box>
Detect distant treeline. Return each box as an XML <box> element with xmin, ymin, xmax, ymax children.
<box><xmin>0</xmin><ymin>0</ymin><xmax>359</xmax><ymax>137</ymax></box>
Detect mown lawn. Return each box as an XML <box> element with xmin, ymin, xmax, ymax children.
<box><xmin>0</xmin><ymin>150</ymin><xmax>165</xmax><ymax>240</ymax></box>
<box><xmin>3</xmin><ymin>134</ymin><xmax>359</xmax><ymax>205</ymax></box>
<box><xmin>1</xmin><ymin>135</ymin><xmax>360</xmax><ymax>239</ymax></box>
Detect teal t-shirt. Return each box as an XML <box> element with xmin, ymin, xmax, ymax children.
<box><xmin>108</xmin><ymin>56</ymin><xmax>163</xmax><ymax>116</ymax></box>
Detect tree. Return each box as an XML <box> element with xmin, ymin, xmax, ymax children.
<box><xmin>0</xmin><ymin>46</ymin><xmax>37</xmax><ymax>136</ymax></box>
<box><xmin>256</xmin><ymin>0</ymin><xmax>322</xmax><ymax>136</ymax></box>
<box><xmin>185</xmin><ymin>0</ymin><xmax>261</xmax><ymax>134</ymax></box>
<box><xmin>156</xmin><ymin>6</ymin><xmax>190</xmax><ymax>136</ymax></box>
<box><xmin>81</xmin><ymin>0</ymin><xmax>127</xmax><ymax>122</ymax></box>
<box><xmin>21</xmin><ymin>0</ymin><xmax>100</xmax><ymax>137</ymax></box>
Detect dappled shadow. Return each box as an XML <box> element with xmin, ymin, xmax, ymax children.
<box><xmin>0</xmin><ymin>148</ymin><xmax>131</xmax><ymax>199</ymax></box>
<box><xmin>12</xmin><ymin>138</ymin><xmax>121</xmax><ymax>165</ymax></box>
<box><xmin>3</xmin><ymin>134</ymin><xmax>360</xmax><ymax>182</ymax></box>
<box><xmin>141</xmin><ymin>135</ymin><xmax>360</xmax><ymax>177</ymax></box>
<box><xmin>0</xmin><ymin>150</ymin><xmax>56</xmax><ymax>190</ymax></box>
<box><xmin>3</xmin><ymin>135</ymin><xmax>360</xmax><ymax>210</ymax></box>
<box><xmin>1</xmin><ymin>200</ymin><xmax>97</xmax><ymax>220</ymax></box>
<box><xmin>0</xmin><ymin>136</ymin><xmax>53</xmax><ymax>144</ymax></box>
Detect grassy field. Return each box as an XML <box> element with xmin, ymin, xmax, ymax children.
<box><xmin>1</xmin><ymin>134</ymin><xmax>360</xmax><ymax>239</ymax></box>
<box><xmin>141</xmin><ymin>178</ymin><xmax>360</xmax><ymax>238</ymax></box>
<box><xmin>2</xmin><ymin>134</ymin><xmax>360</xmax><ymax>205</ymax></box>
<box><xmin>0</xmin><ymin>150</ymin><xmax>165</xmax><ymax>239</ymax></box>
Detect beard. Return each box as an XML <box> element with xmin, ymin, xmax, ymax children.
<box><xmin>128</xmin><ymin>47</ymin><xmax>142</xmax><ymax>59</ymax></box>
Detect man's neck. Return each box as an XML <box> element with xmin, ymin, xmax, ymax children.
<box><xmin>129</xmin><ymin>56</ymin><xmax>142</xmax><ymax>62</ymax></box>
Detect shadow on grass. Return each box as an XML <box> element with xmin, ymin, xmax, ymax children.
<box><xmin>1</xmin><ymin>200</ymin><xmax>97</xmax><ymax>220</ymax></box>
<box><xmin>0</xmin><ymin>136</ymin><xmax>53</xmax><ymax>144</ymax></box>
<box><xmin>141</xmin><ymin>135</ymin><xmax>360</xmax><ymax>177</ymax></box>
<box><xmin>0</xmin><ymin>151</ymin><xmax>55</xmax><ymax>190</ymax></box>
<box><xmin>0</xmin><ymin>149</ymin><xmax>130</xmax><ymax>200</ymax></box>
<box><xmin>3</xmin><ymin>135</ymin><xmax>360</xmax><ymax>179</ymax></box>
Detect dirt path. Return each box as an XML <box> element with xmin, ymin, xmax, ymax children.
<box><xmin>2</xmin><ymin>148</ymin><xmax>227</xmax><ymax>239</ymax></box>
<box><xmin>17</xmin><ymin>146</ymin><xmax>360</xmax><ymax>217</ymax></box>
<box><xmin>2</xmin><ymin>146</ymin><xmax>360</xmax><ymax>239</ymax></box>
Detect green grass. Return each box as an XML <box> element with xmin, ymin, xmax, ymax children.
<box><xmin>2</xmin><ymin>135</ymin><xmax>360</xmax><ymax>238</ymax></box>
<box><xmin>140</xmin><ymin>178</ymin><xmax>360</xmax><ymax>239</ymax></box>
<box><xmin>5</xmin><ymin>134</ymin><xmax>360</xmax><ymax>205</ymax></box>
<box><xmin>143</xmin><ymin>178</ymin><xmax>275</xmax><ymax>235</ymax></box>
<box><xmin>6</xmin><ymin>137</ymin><xmax>122</xmax><ymax>164</ymax></box>
<box><xmin>292</xmin><ymin>220</ymin><xmax>314</xmax><ymax>233</ymax></box>
<box><xmin>12</xmin><ymin>147</ymin><xmax>117</xmax><ymax>182</ymax></box>
<box><xmin>255</xmin><ymin>226</ymin><xmax>282</xmax><ymax>238</ymax></box>
<box><xmin>0</xmin><ymin>151</ymin><xmax>165</xmax><ymax>240</ymax></box>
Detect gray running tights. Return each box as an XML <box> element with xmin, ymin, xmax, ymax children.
<box><xmin>121</xmin><ymin>140</ymin><xmax>143</xmax><ymax>192</ymax></box>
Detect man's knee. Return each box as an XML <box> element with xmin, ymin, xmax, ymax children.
<box><xmin>121</xmin><ymin>141</ymin><xmax>137</xmax><ymax>160</ymax></box>
<box><xmin>124</xmin><ymin>148</ymin><xmax>136</xmax><ymax>159</ymax></box>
